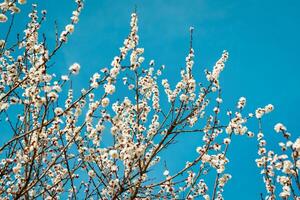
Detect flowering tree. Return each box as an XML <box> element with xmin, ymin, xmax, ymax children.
<box><xmin>0</xmin><ymin>1</ymin><xmax>299</xmax><ymax>199</ymax></box>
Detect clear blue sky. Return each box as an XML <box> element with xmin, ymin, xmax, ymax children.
<box><xmin>2</xmin><ymin>0</ymin><xmax>300</xmax><ymax>199</ymax></box>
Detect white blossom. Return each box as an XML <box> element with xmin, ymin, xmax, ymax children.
<box><xmin>274</xmin><ymin>123</ymin><xmax>286</xmax><ymax>133</ymax></box>
<box><xmin>163</xmin><ymin>170</ymin><xmax>169</xmax><ymax>176</ymax></box>
<box><xmin>109</xmin><ymin>150</ymin><xmax>118</xmax><ymax>159</ymax></box>
<box><xmin>54</xmin><ymin>107</ymin><xmax>64</xmax><ymax>116</ymax></box>
<box><xmin>104</xmin><ymin>84</ymin><xmax>115</xmax><ymax>94</ymax></box>
<box><xmin>65</xmin><ymin>24</ymin><xmax>75</xmax><ymax>33</ymax></box>
<box><xmin>0</xmin><ymin>14</ymin><xmax>7</xmax><ymax>23</ymax></box>
<box><xmin>69</xmin><ymin>63</ymin><xmax>80</xmax><ymax>74</ymax></box>
<box><xmin>101</xmin><ymin>97</ymin><xmax>110</xmax><ymax>107</ymax></box>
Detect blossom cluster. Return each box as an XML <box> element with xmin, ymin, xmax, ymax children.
<box><xmin>256</xmin><ymin>119</ymin><xmax>300</xmax><ymax>199</ymax></box>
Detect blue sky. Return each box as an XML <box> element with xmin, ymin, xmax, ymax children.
<box><xmin>1</xmin><ymin>0</ymin><xmax>300</xmax><ymax>199</ymax></box>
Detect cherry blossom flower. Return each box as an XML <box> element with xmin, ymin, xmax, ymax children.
<box><xmin>69</xmin><ymin>62</ymin><xmax>81</xmax><ymax>74</ymax></box>
<box><xmin>0</xmin><ymin>13</ymin><xmax>7</xmax><ymax>22</ymax></box>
